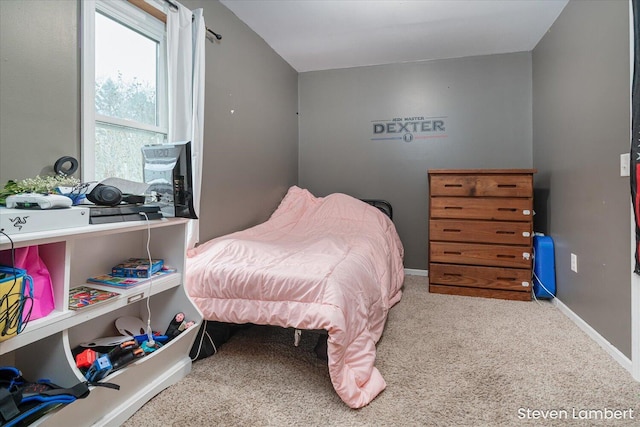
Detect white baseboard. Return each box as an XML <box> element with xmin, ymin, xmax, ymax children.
<box><xmin>552</xmin><ymin>297</ymin><xmax>633</xmax><ymax>375</ymax></box>
<box><xmin>405</xmin><ymin>268</ymin><xmax>428</xmax><ymax>277</ymax></box>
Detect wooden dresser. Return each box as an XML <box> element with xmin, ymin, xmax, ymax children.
<box><xmin>428</xmin><ymin>169</ymin><xmax>536</xmax><ymax>301</ymax></box>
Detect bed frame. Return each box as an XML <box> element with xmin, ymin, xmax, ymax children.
<box><xmin>360</xmin><ymin>199</ymin><xmax>393</xmax><ymax>220</ymax></box>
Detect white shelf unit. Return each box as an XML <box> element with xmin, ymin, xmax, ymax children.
<box><xmin>0</xmin><ymin>218</ymin><xmax>202</xmax><ymax>426</ymax></box>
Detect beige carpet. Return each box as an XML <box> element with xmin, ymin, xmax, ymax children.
<box><xmin>124</xmin><ymin>275</ymin><xmax>640</xmax><ymax>426</ymax></box>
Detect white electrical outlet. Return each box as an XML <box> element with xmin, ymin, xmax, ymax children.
<box><xmin>621</xmin><ymin>153</ymin><xmax>630</xmax><ymax>177</ymax></box>
<box><xmin>571</xmin><ymin>253</ymin><xmax>578</xmax><ymax>273</ymax></box>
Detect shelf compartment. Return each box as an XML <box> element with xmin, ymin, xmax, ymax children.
<box><xmin>30</xmin><ymin>322</ymin><xmax>199</xmax><ymax>427</ymax></box>
<box><xmin>65</xmin><ymin>284</ymin><xmax>200</xmax><ymax>351</ymax></box>
<box><xmin>0</xmin><ymin>273</ymin><xmax>182</xmax><ymax>355</ymax></box>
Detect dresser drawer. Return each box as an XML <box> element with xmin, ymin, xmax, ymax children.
<box><xmin>429</xmin><ymin>263</ymin><xmax>531</xmax><ymax>292</ymax></box>
<box><xmin>430</xmin><ymin>197</ymin><xmax>533</xmax><ymax>221</ymax></box>
<box><xmin>430</xmin><ymin>219</ymin><xmax>532</xmax><ymax>245</ymax></box>
<box><xmin>430</xmin><ymin>174</ymin><xmax>533</xmax><ymax>197</ymax></box>
<box><xmin>430</xmin><ymin>241</ymin><xmax>532</xmax><ymax>268</ymax></box>
<box><xmin>428</xmin><ymin>284</ymin><xmax>532</xmax><ymax>301</ymax></box>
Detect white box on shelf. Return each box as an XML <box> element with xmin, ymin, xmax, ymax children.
<box><xmin>0</xmin><ymin>206</ymin><xmax>90</xmax><ymax>235</ymax></box>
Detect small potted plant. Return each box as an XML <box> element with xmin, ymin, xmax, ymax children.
<box><xmin>0</xmin><ymin>175</ymin><xmax>82</xmax><ymax>206</ymax></box>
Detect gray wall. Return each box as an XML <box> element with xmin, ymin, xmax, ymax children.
<box><xmin>0</xmin><ymin>0</ymin><xmax>298</xmax><ymax>243</ymax></box>
<box><xmin>182</xmin><ymin>0</ymin><xmax>298</xmax><ymax>241</ymax></box>
<box><xmin>0</xmin><ymin>0</ymin><xmax>79</xmax><ymax>179</ymax></box>
<box><xmin>299</xmin><ymin>53</ymin><xmax>533</xmax><ymax>269</ymax></box>
<box><xmin>532</xmin><ymin>0</ymin><xmax>631</xmax><ymax>356</ymax></box>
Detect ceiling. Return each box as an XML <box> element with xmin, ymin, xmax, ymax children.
<box><xmin>219</xmin><ymin>0</ymin><xmax>569</xmax><ymax>73</ymax></box>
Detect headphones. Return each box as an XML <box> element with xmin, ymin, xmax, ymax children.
<box><xmin>87</xmin><ymin>184</ymin><xmax>145</xmax><ymax>207</ymax></box>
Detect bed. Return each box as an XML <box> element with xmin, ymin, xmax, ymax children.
<box><xmin>185</xmin><ymin>186</ymin><xmax>405</xmax><ymax>408</ymax></box>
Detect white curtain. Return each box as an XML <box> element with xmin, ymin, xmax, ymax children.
<box><xmin>167</xmin><ymin>3</ymin><xmax>205</xmax><ymax>249</ymax></box>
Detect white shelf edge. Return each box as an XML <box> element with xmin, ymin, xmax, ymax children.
<box><xmin>0</xmin><ymin>217</ymin><xmax>189</xmax><ymax>248</ymax></box>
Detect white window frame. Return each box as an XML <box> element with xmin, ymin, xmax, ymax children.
<box><xmin>81</xmin><ymin>0</ymin><xmax>168</xmax><ymax>182</ymax></box>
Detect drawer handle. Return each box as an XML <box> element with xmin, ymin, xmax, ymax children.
<box><xmin>444</xmin><ymin>273</ymin><xmax>462</xmax><ymax>277</ymax></box>
<box><xmin>443</xmin><ymin>229</ymin><xmax>461</xmax><ymax>233</ymax></box>
<box><xmin>444</xmin><ymin>206</ymin><xmax>463</xmax><ymax>210</ymax></box>
<box><xmin>497</xmin><ymin>208</ymin><xmax>517</xmax><ymax>212</ymax></box>
<box><xmin>497</xmin><ymin>184</ymin><xmax>517</xmax><ymax>188</ymax></box>
<box><xmin>444</xmin><ymin>184</ymin><xmax>462</xmax><ymax>187</ymax></box>
<box><xmin>497</xmin><ymin>276</ymin><xmax>517</xmax><ymax>281</ymax></box>
<box><xmin>127</xmin><ymin>292</ymin><xmax>145</xmax><ymax>303</ymax></box>
<box><xmin>496</xmin><ymin>230</ymin><xmax>515</xmax><ymax>235</ymax></box>
<box><xmin>444</xmin><ymin>251</ymin><xmax>462</xmax><ymax>255</ymax></box>
<box><xmin>496</xmin><ymin>254</ymin><xmax>516</xmax><ymax>259</ymax></box>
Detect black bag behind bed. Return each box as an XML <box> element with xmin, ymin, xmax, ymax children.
<box><xmin>189</xmin><ymin>321</ymin><xmax>245</xmax><ymax>361</ymax></box>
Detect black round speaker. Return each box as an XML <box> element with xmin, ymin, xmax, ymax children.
<box><xmin>87</xmin><ymin>184</ymin><xmax>123</xmax><ymax>207</ymax></box>
<box><xmin>53</xmin><ymin>156</ymin><xmax>79</xmax><ymax>176</ymax></box>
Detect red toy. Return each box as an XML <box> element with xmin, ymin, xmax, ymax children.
<box><xmin>76</xmin><ymin>348</ymin><xmax>97</xmax><ymax>370</ymax></box>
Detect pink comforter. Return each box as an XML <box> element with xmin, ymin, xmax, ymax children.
<box><xmin>186</xmin><ymin>186</ymin><xmax>405</xmax><ymax>408</ymax></box>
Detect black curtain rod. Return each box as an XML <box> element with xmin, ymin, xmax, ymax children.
<box><xmin>164</xmin><ymin>0</ymin><xmax>222</xmax><ymax>41</ymax></box>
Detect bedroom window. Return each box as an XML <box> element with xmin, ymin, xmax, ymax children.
<box><xmin>82</xmin><ymin>0</ymin><xmax>168</xmax><ymax>182</ymax></box>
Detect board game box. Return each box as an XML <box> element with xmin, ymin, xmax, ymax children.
<box><xmin>111</xmin><ymin>258</ymin><xmax>164</xmax><ymax>278</ymax></box>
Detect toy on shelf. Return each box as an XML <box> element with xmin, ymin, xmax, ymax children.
<box><xmin>165</xmin><ymin>312</ymin><xmax>196</xmax><ymax>341</ymax></box>
<box><xmin>111</xmin><ymin>258</ymin><xmax>164</xmax><ymax>278</ymax></box>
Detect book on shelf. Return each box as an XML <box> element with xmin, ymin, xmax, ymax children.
<box><xmin>69</xmin><ymin>286</ymin><xmax>120</xmax><ymax>310</ymax></box>
<box><xmin>111</xmin><ymin>257</ymin><xmax>164</xmax><ymax>278</ymax></box>
<box><xmin>87</xmin><ymin>267</ymin><xmax>177</xmax><ymax>289</ymax></box>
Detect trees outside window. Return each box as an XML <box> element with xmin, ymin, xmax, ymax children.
<box><xmin>83</xmin><ymin>0</ymin><xmax>167</xmax><ymax>182</ymax></box>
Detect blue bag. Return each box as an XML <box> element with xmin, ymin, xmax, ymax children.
<box><xmin>0</xmin><ymin>366</ymin><xmax>90</xmax><ymax>426</ymax></box>
<box><xmin>0</xmin><ymin>267</ymin><xmax>33</xmax><ymax>341</ymax></box>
